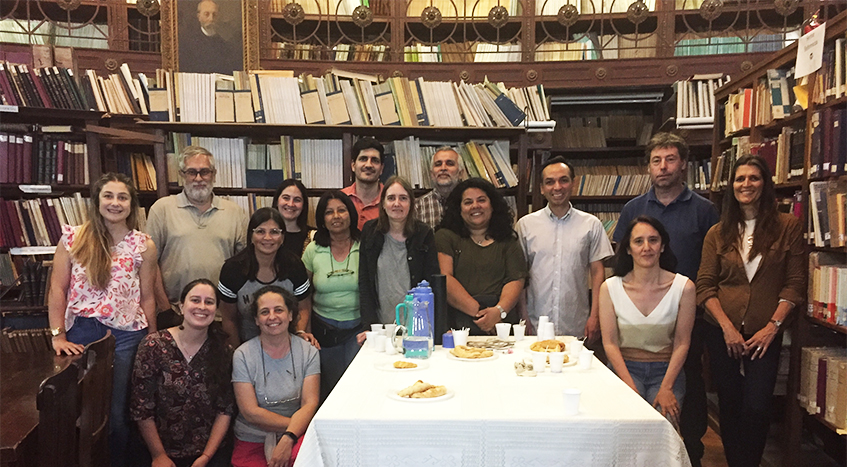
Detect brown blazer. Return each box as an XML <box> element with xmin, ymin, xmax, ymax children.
<box><xmin>696</xmin><ymin>212</ymin><xmax>805</xmax><ymax>333</ymax></box>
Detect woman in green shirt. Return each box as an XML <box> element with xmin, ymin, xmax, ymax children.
<box><xmin>301</xmin><ymin>190</ymin><xmax>364</xmax><ymax>401</ymax></box>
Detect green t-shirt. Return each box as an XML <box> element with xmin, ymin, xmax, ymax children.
<box><xmin>301</xmin><ymin>241</ymin><xmax>361</xmax><ymax>322</ymax></box>
<box><xmin>434</xmin><ymin>229</ymin><xmax>528</xmax><ymax>297</ymax></box>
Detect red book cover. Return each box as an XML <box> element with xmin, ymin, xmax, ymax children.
<box><xmin>0</xmin><ymin>132</ymin><xmax>9</xmax><ymax>183</ymax></box>
<box><xmin>822</xmin><ymin>107</ymin><xmax>834</xmax><ymax>175</ymax></box>
<box><xmin>5</xmin><ymin>200</ymin><xmax>26</xmax><ymax>247</ymax></box>
<box><xmin>21</xmin><ymin>134</ymin><xmax>32</xmax><ymax>184</ymax></box>
<box><xmin>742</xmin><ymin>88</ymin><xmax>754</xmax><ymax>128</ymax></box>
<box><xmin>828</xmin><ymin>265</ymin><xmax>838</xmax><ymax>324</ymax></box>
<box><xmin>28</xmin><ymin>66</ymin><xmax>53</xmax><ymax>108</ymax></box>
<box><xmin>9</xmin><ymin>135</ymin><xmax>21</xmax><ymax>184</ymax></box>
<box><xmin>0</xmin><ymin>64</ymin><xmax>19</xmax><ymax>106</ymax></box>
<box><xmin>39</xmin><ymin>198</ymin><xmax>61</xmax><ymax>245</ymax></box>
<box><xmin>817</xmin><ymin>358</ymin><xmax>828</xmax><ymax>414</ymax></box>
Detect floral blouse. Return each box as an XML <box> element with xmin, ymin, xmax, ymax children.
<box><xmin>130</xmin><ymin>330</ymin><xmax>235</xmax><ymax>458</ymax></box>
<box><xmin>62</xmin><ymin>224</ymin><xmax>150</xmax><ymax>331</ymax></box>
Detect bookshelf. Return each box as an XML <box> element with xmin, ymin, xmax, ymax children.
<box><xmin>710</xmin><ymin>10</ymin><xmax>847</xmax><ymax>466</ymax></box>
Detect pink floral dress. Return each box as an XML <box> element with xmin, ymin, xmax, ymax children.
<box><xmin>62</xmin><ymin>225</ymin><xmax>150</xmax><ymax>332</ymax></box>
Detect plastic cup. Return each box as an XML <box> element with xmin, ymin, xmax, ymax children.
<box><xmin>453</xmin><ymin>329</ymin><xmax>469</xmax><ymax>347</ymax></box>
<box><xmin>384</xmin><ymin>324</ymin><xmax>397</xmax><ymax>338</ymax></box>
<box><xmin>531</xmin><ymin>353</ymin><xmax>547</xmax><ymax>373</ymax></box>
<box><xmin>513</xmin><ymin>324</ymin><xmax>526</xmax><ymax>341</ymax></box>
<box><xmin>568</xmin><ymin>339</ymin><xmax>584</xmax><ymax>357</ymax></box>
<box><xmin>364</xmin><ymin>331</ymin><xmax>375</xmax><ymax>348</ymax></box>
<box><xmin>384</xmin><ymin>336</ymin><xmax>397</xmax><ymax>354</ymax></box>
<box><xmin>562</xmin><ymin>388</ymin><xmax>581</xmax><ymax>415</ymax></box>
<box><xmin>542</xmin><ymin>322</ymin><xmax>555</xmax><ymax>340</ymax></box>
<box><xmin>549</xmin><ymin>351</ymin><xmax>566</xmax><ymax>373</ymax></box>
<box><xmin>578</xmin><ymin>349</ymin><xmax>594</xmax><ymax>369</ymax></box>
<box><xmin>373</xmin><ymin>334</ymin><xmax>387</xmax><ymax>352</ymax></box>
<box><xmin>495</xmin><ymin>322</ymin><xmax>511</xmax><ymax>340</ymax></box>
<box><xmin>371</xmin><ymin>324</ymin><xmax>384</xmax><ymax>334</ymax></box>
<box><xmin>538</xmin><ymin>316</ymin><xmax>549</xmax><ymax>329</ymax></box>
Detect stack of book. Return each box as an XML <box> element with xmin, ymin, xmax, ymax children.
<box><xmin>809</xmin><ymin>251</ymin><xmax>847</xmax><ymax>326</ymax></box>
<box><xmin>753</xmin><ymin>68</ymin><xmax>798</xmax><ymax>126</ymax></box>
<box><xmin>798</xmin><ymin>346</ymin><xmax>847</xmax><ymax>431</ymax></box>
<box><xmin>809</xmin><ymin>180</ymin><xmax>847</xmax><ymax>249</ymax></box>
<box><xmin>812</xmin><ymin>36</ymin><xmax>846</xmax><ymax>105</ymax></box>
<box><xmin>0</xmin><ymin>127</ymin><xmax>89</xmax><ymax>186</ymax></box>
<box><xmin>1</xmin><ymin>328</ymin><xmax>53</xmax><ymax>354</ymax></box>
<box><xmin>673</xmin><ymin>73</ymin><xmax>729</xmax><ymax>129</ymax></box>
<box><xmin>809</xmin><ymin>106</ymin><xmax>846</xmax><ymax>179</ymax></box>
<box><xmin>0</xmin><ymin>195</ymin><xmax>91</xmax><ymax>248</ymax></box>
<box><xmin>723</xmin><ymin>88</ymin><xmax>754</xmax><ymax>136</ymax></box>
<box><xmin>569</xmin><ymin>160</ymin><xmax>651</xmax><ymax>197</ymax></box>
<box><xmin>686</xmin><ymin>159</ymin><xmax>712</xmax><ymax>191</ymax></box>
<box><xmin>0</xmin><ymin>62</ymin><xmax>88</xmax><ymax>110</ymax></box>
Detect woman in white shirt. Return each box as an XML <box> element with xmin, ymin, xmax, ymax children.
<box><xmin>599</xmin><ymin>215</ymin><xmax>696</xmax><ymax>426</ymax></box>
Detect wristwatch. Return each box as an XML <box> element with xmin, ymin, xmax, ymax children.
<box><xmin>282</xmin><ymin>431</ymin><xmax>299</xmax><ymax>443</ymax></box>
<box><xmin>496</xmin><ymin>305</ymin><xmax>507</xmax><ymax>320</ymax></box>
<box><xmin>50</xmin><ymin>327</ymin><xmax>64</xmax><ymax>337</ymax></box>
<box><xmin>769</xmin><ymin>319</ymin><xmax>782</xmax><ymax>329</ymax></box>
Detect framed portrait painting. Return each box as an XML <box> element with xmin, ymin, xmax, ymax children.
<box><xmin>161</xmin><ymin>0</ymin><xmax>258</xmax><ymax>74</ymax></box>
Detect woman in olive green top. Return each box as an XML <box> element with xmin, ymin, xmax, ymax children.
<box><xmin>435</xmin><ymin>178</ymin><xmax>527</xmax><ymax>335</ymax></box>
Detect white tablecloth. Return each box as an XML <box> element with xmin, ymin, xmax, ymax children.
<box><xmin>294</xmin><ymin>339</ymin><xmax>691</xmax><ymax>467</ymax></box>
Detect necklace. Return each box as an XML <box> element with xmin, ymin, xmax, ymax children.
<box><xmin>471</xmin><ymin>234</ymin><xmax>489</xmax><ymax>246</ymax></box>
<box><xmin>173</xmin><ymin>329</ymin><xmax>204</xmax><ymax>363</ymax></box>
<box><xmin>746</xmin><ymin>234</ymin><xmax>754</xmax><ymax>247</ymax></box>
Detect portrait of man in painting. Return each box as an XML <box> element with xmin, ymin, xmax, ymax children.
<box><xmin>178</xmin><ymin>0</ymin><xmax>243</xmax><ymax>74</ymax></box>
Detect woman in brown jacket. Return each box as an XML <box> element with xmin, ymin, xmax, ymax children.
<box><xmin>696</xmin><ymin>154</ymin><xmax>805</xmax><ymax>467</ymax></box>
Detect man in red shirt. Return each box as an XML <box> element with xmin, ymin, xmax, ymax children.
<box><xmin>341</xmin><ymin>137</ymin><xmax>384</xmax><ymax>230</ymax></box>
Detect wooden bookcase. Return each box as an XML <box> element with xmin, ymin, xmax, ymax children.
<box><xmin>710</xmin><ymin>10</ymin><xmax>847</xmax><ymax>467</ymax></box>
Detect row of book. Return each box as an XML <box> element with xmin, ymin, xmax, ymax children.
<box><xmin>568</xmin><ymin>161</ymin><xmax>651</xmax><ymax>197</ymax></box>
<box><xmin>809</xmin><ymin>180</ymin><xmax>846</xmax><ymax>249</ymax></box>
<box><xmin>812</xmin><ymin>37</ymin><xmax>846</xmax><ymax>106</ymax></box>
<box><xmin>798</xmin><ymin>347</ymin><xmax>847</xmax><ymax>431</ymax></box>
<box><xmin>673</xmin><ymin>73</ymin><xmax>729</xmax><ymax>126</ymax></box>
<box><xmin>0</xmin><ymin>328</ymin><xmax>53</xmax><ymax>354</ymax></box>
<box><xmin>149</xmin><ymin>69</ymin><xmax>544</xmax><ymax>128</ymax></box>
<box><xmin>809</xmin><ymin>252</ymin><xmax>847</xmax><ymax>326</ymax></box>
<box><xmin>723</xmin><ymin>88</ymin><xmax>754</xmax><ymax>136</ymax></box>
<box><xmin>0</xmin><ymin>62</ymin><xmax>87</xmax><ymax>111</ymax></box>
<box><xmin>809</xmin><ymin>107</ymin><xmax>847</xmax><ymax>179</ymax></box>
<box><xmin>674</xmin><ymin>33</ymin><xmax>797</xmax><ymax>57</ymax></box>
<box><xmin>270</xmin><ymin>43</ymin><xmax>389</xmax><ymax>62</ymax></box>
<box><xmin>0</xmin><ymin>195</ymin><xmax>90</xmax><ymax>248</ymax></box>
<box><xmin>102</xmin><ymin>152</ymin><xmax>158</xmax><ymax>192</ymax></box>
<box><xmin>0</xmin><ymin>129</ymin><xmax>90</xmax><ymax>186</ymax></box>
<box><xmin>10</xmin><ymin>259</ymin><xmax>51</xmax><ymax>307</ymax></box>
<box><xmin>553</xmin><ymin>114</ymin><xmax>654</xmax><ymax>148</ymax></box>
<box><xmin>686</xmin><ymin>159</ymin><xmax>712</xmax><ymax>191</ymax></box>
<box><xmin>710</xmin><ymin>133</ymin><xmax>805</xmax><ymax>191</ymax></box>
<box><xmin>754</xmin><ymin>67</ymin><xmax>798</xmax><ymax>126</ymax></box>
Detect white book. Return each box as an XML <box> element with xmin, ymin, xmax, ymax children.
<box><xmin>359</xmin><ymin>79</ymin><xmax>381</xmax><ymax>126</ymax></box>
<box><xmin>340</xmin><ymin>80</ymin><xmax>365</xmax><ymax>125</ymax></box>
<box><xmin>835</xmin><ymin>39</ymin><xmax>844</xmax><ymax>98</ymax></box>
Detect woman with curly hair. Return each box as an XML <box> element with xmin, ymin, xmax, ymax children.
<box><xmin>435</xmin><ymin>178</ymin><xmax>527</xmax><ymax>335</ymax></box>
<box><xmin>273</xmin><ymin>179</ymin><xmax>315</xmax><ymax>258</ymax></box>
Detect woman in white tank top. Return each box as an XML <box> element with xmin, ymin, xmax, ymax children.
<box><xmin>598</xmin><ymin>216</ymin><xmax>696</xmax><ymax>427</ymax></box>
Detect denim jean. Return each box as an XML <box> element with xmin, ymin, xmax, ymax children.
<box><xmin>617</xmin><ymin>360</ymin><xmax>686</xmax><ymax>420</ymax></box>
<box><xmin>703</xmin><ymin>322</ymin><xmax>781</xmax><ymax>467</ymax></box>
<box><xmin>66</xmin><ymin>317</ymin><xmax>146</xmax><ymax>467</ymax></box>
<box><xmin>317</xmin><ymin>316</ymin><xmax>362</xmax><ymax>402</ymax></box>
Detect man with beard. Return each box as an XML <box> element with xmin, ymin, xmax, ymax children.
<box><xmin>147</xmin><ymin>146</ymin><xmax>248</xmax><ymax>326</ymax></box>
<box><xmin>516</xmin><ymin>156</ymin><xmax>613</xmax><ymax>340</ymax></box>
<box><xmin>613</xmin><ymin>132</ymin><xmax>718</xmax><ymax>467</ymax></box>
<box><xmin>179</xmin><ymin>0</ymin><xmax>242</xmax><ymax>74</ymax></box>
<box><xmin>417</xmin><ymin>146</ymin><xmax>465</xmax><ymax>229</ymax></box>
<box><xmin>342</xmin><ymin>137</ymin><xmax>384</xmax><ymax>230</ymax></box>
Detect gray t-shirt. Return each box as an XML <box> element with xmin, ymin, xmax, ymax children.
<box><xmin>232</xmin><ymin>336</ymin><xmax>320</xmax><ymax>443</ymax></box>
<box><xmin>377</xmin><ymin>235</ymin><xmax>410</xmax><ymax>324</ymax></box>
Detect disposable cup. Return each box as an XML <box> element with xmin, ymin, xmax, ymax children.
<box><xmin>370</xmin><ymin>324</ymin><xmax>384</xmax><ymax>334</ymax></box>
<box><xmin>384</xmin><ymin>336</ymin><xmax>397</xmax><ymax>354</ymax></box>
<box><xmin>384</xmin><ymin>324</ymin><xmax>397</xmax><ymax>338</ymax></box>
<box><xmin>562</xmin><ymin>388</ymin><xmax>581</xmax><ymax>415</ymax></box>
<box><xmin>364</xmin><ymin>331</ymin><xmax>375</xmax><ymax>348</ymax></box>
<box><xmin>579</xmin><ymin>349</ymin><xmax>595</xmax><ymax>369</ymax></box>
<box><xmin>568</xmin><ymin>339</ymin><xmax>584</xmax><ymax>357</ymax></box>
<box><xmin>495</xmin><ymin>323</ymin><xmax>511</xmax><ymax>340</ymax></box>
<box><xmin>542</xmin><ymin>322</ymin><xmax>555</xmax><ymax>340</ymax></box>
<box><xmin>531</xmin><ymin>353</ymin><xmax>547</xmax><ymax>373</ymax></box>
<box><xmin>513</xmin><ymin>324</ymin><xmax>526</xmax><ymax>341</ymax></box>
<box><xmin>373</xmin><ymin>334</ymin><xmax>387</xmax><ymax>352</ymax></box>
<box><xmin>549</xmin><ymin>351</ymin><xmax>566</xmax><ymax>373</ymax></box>
<box><xmin>538</xmin><ymin>316</ymin><xmax>549</xmax><ymax>328</ymax></box>
<box><xmin>452</xmin><ymin>329</ymin><xmax>469</xmax><ymax>347</ymax></box>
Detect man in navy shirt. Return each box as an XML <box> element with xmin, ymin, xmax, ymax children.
<box><xmin>614</xmin><ymin>132</ymin><xmax>719</xmax><ymax>467</ymax></box>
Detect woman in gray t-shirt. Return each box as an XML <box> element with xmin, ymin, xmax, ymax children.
<box><xmin>232</xmin><ymin>286</ymin><xmax>320</xmax><ymax>467</ymax></box>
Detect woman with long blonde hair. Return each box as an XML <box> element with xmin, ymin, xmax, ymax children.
<box><xmin>48</xmin><ymin>172</ymin><xmax>158</xmax><ymax>467</ymax></box>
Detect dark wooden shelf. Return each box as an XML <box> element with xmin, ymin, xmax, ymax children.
<box><xmin>549</xmin><ymin>146</ymin><xmax>647</xmax><ymax>158</ymax></box>
<box><xmin>803</xmin><ymin>410</ymin><xmax>847</xmax><ymax>435</ymax></box>
<box><xmin>803</xmin><ymin>314</ymin><xmax>847</xmax><ymax>335</ymax></box>
<box><xmin>0</xmin><ymin>107</ymin><xmax>105</xmax><ymax>123</ymax></box>
<box><xmin>774</xmin><ymin>180</ymin><xmax>804</xmax><ymax>190</ymax></box>
<box><xmin>810</xmin><ymin>245</ymin><xmax>847</xmax><ymax>255</ymax></box>
<box><xmin>0</xmin><ymin>185</ymin><xmax>90</xmax><ymax>197</ymax></box>
<box><xmin>571</xmin><ymin>195</ymin><xmax>636</xmax><ymax>202</ymax></box>
<box><xmin>756</xmin><ymin>111</ymin><xmax>807</xmax><ymax>133</ymax></box>
<box><xmin>814</xmin><ymin>95</ymin><xmax>847</xmax><ymax>111</ymax></box>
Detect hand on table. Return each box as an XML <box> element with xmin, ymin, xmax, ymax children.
<box><xmin>473</xmin><ymin>307</ymin><xmax>500</xmax><ymax>333</ymax></box>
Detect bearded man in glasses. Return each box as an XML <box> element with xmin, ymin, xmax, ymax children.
<box><xmin>147</xmin><ymin>145</ymin><xmax>249</xmax><ymax>328</ymax></box>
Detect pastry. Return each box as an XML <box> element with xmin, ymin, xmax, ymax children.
<box><xmin>450</xmin><ymin>345</ymin><xmax>494</xmax><ymax>359</ymax></box>
<box><xmin>530</xmin><ymin>339</ymin><xmax>566</xmax><ymax>353</ymax></box>
<box><xmin>398</xmin><ymin>380</ymin><xmax>434</xmax><ymax>397</ymax></box>
<box><xmin>397</xmin><ymin>380</ymin><xmax>446</xmax><ymax>398</ymax></box>
<box><xmin>393</xmin><ymin>361</ymin><xmax>418</xmax><ymax>369</ymax></box>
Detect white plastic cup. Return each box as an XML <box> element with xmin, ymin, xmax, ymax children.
<box><xmin>373</xmin><ymin>334</ymin><xmax>387</xmax><ymax>352</ymax></box>
<box><xmin>562</xmin><ymin>388</ymin><xmax>581</xmax><ymax>415</ymax></box>
<box><xmin>495</xmin><ymin>322</ymin><xmax>511</xmax><ymax>340</ymax></box>
<box><xmin>544</xmin><ymin>322</ymin><xmax>556</xmax><ymax>340</ymax></box>
<box><xmin>384</xmin><ymin>324</ymin><xmax>397</xmax><ymax>338</ymax></box>
<box><xmin>549</xmin><ymin>351</ymin><xmax>566</xmax><ymax>373</ymax></box>
<box><xmin>568</xmin><ymin>339</ymin><xmax>584</xmax><ymax>357</ymax></box>
<box><xmin>531</xmin><ymin>353</ymin><xmax>547</xmax><ymax>373</ymax></box>
<box><xmin>384</xmin><ymin>336</ymin><xmax>397</xmax><ymax>354</ymax></box>
<box><xmin>538</xmin><ymin>316</ymin><xmax>549</xmax><ymax>329</ymax></box>
<box><xmin>371</xmin><ymin>324</ymin><xmax>384</xmax><ymax>334</ymax></box>
<box><xmin>365</xmin><ymin>331</ymin><xmax>375</xmax><ymax>348</ymax></box>
<box><xmin>453</xmin><ymin>329</ymin><xmax>469</xmax><ymax>347</ymax></box>
<box><xmin>513</xmin><ymin>324</ymin><xmax>526</xmax><ymax>341</ymax></box>
<box><xmin>578</xmin><ymin>349</ymin><xmax>595</xmax><ymax>369</ymax></box>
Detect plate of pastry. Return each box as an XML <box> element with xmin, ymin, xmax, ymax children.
<box><xmin>389</xmin><ymin>380</ymin><xmax>454</xmax><ymax>402</ymax></box>
<box><xmin>374</xmin><ymin>359</ymin><xmax>430</xmax><ymax>372</ymax></box>
<box><xmin>447</xmin><ymin>345</ymin><xmax>497</xmax><ymax>362</ymax></box>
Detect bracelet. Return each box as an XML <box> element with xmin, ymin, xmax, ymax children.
<box><xmin>282</xmin><ymin>431</ymin><xmax>299</xmax><ymax>443</ymax></box>
<box><xmin>295</xmin><ymin>330</ymin><xmax>306</xmax><ymax>335</ymax></box>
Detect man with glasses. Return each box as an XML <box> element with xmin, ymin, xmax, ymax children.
<box><xmin>147</xmin><ymin>146</ymin><xmax>248</xmax><ymax>327</ymax></box>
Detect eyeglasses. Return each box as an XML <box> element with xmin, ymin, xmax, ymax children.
<box><xmin>253</xmin><ymin>228</ymin><xmax>284</xmax><ymax>237</ymax></box>
<box><xmin>327</xmin><ymin>268</ymin><xmax>354</xmax><ymax>278</ymax></box>
<box><xmin>181</xmin><ymin>168</ymin><xmax>215</xmax><ymax>179</ymax></box>
<box><xmin>260</xmin><ymin>339</ymin><xmax>300</xmax><ymax>407</ymax></box>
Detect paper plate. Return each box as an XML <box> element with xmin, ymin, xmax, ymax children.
<box><xmin>446</xmin><ymin>352</ymin><xmax>498</xmax><ymax>362</ymax></box>
<box><xmin>388</xmin><ymin>388</ymin><xmax>455</xmax><ymax>403</ymax></box>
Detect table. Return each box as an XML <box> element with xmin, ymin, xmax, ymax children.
<box><xmin>1</xmin><ymin>351</ymin><xmax>79</xmax><ymax>467</ymax></box>
<box><xmin>295</xmin><ymin>338</ymin><xmax>691</xmax><ymax>467</ymax></box>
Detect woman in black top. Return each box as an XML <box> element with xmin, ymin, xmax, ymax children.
<box><xmin>359</xmin><ymin>176</ymin><xmax>440</xmax><ymax>327</ymax></box>
<box><xmin>274</xmin><ymin>179</ymin><xmax>315</xmax><ymax>258</ymax></box>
